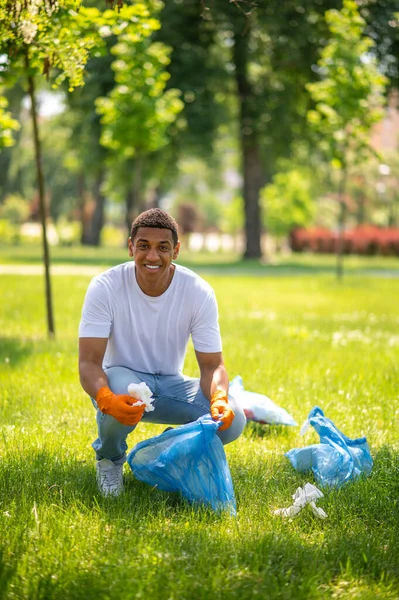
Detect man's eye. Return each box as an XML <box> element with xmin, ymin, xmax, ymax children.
<box><xmin>160</xmin><ymin>246</ymin><xmax>169</xmax><ymax>251</ymax></box>
<box><xmin>138</xmin><ymin>244</ymin><xmax>147</xmax><ymax>249</ymax></box>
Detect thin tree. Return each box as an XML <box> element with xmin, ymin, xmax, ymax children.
<box><xmin>0</xmin><ymin>0</ymin><xmax>98</xmax><ymax>336</ymax></box>
<box><xmin>0</xmin><ymin>0</ymin><xmax>156</xmax><ymax>334</ymax></box>
<box><xmin>306</xmin><ymin>0</ymin><xmax>387</xmax><ymax>280</ymax></box>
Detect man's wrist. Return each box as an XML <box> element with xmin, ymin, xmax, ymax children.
<box><xmin>96</xmin><ymin>386</ymin><xmax>110</xmax><ymax>400</ymax></box>
<box><xmin>96</xmin><ymin>386</ymin><xmax>114</xmax><ymax>412</ymax></box>
<box><xmin>210</xmin><ymin>389</ymin><xmax>228</xmax><ymax>404</ymax></box>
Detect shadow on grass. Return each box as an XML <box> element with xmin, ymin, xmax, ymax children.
<box><xmin>0</xmin><ymin>337</ymin><xmax>37</xmax><ymax>365</ymax></box>
<box><xmin>1</xmin><ymin>447</ymin><xmax>399</xmax><ymax>599</ymax></box>
<box><xmin>0</xmin><ymin>546</ymin><xmax>17</xmax><ymax>599</ymax></box>
<box><xmin>0</xmin><ymin>448</ymin><xmax>207</xmax><ymax>521</ymax></box>
<box><xmin>181</xmin><ymin>258</ymin><xmax>399</xmax><ymax>277</ymax></box>
<box><xmin>242</xmin><ymin>421</ymin><xmax>296</xmax><ymax>440</ymax></box>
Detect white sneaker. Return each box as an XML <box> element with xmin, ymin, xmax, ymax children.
<box><xmin>96</xmin><ymin>458</ymin><xmax>124</xmax><ymax>497</ymax></box>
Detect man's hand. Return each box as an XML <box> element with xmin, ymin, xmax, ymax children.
<box><xmin>96</xmin><ymin>387</ymin><xmax>145</xmax><ymax>426</ymax></box>
<box><xmin>210</xmin><ymin>390</ymin><xmax>235</xmax><ymax>431</ymax></box>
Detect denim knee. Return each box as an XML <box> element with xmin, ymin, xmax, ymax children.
<box><xmin>105</xmin><ymin>366</ymin><xmax>152</xmax><ymax>395</ymax></box>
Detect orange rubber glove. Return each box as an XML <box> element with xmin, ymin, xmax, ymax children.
<box><xmin>210</xmin><ymin>390</ymin><xmax>235</xmax><ymax>431</ymax></box>
<box><xmin>96</xmin><ymin>386</ymin><xmax>145</xmax><ymax>427</ymax></box>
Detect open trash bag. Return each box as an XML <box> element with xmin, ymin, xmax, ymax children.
<box><xmin>229</xmin><ymin>375</ymin><xmax>297</xmax><ymax>426</ymax></box>
<box><xmin>127</xmin><ymin>415</ymin><xmax>236</xmax><ymax>514</ymax></box>
<box><xmin>285</xmin><ymin>406</ymin><xmax>373</xmax><ymax>488</ymax></box>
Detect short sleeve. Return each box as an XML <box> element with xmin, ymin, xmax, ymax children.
<box><xmin>191</xmin><ymin>291</ymin><xmax>222</xmax><ymax>353</ymax></box>
<box><xmin>78</xmin><ymin>277</ymin><xmax>112</xmax><ymax>338</ymax></box>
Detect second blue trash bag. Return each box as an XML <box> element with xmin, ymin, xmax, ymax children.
<box><xmin>285</xmin><ymin>406</ymin><xmax>373</xmax><ymax>488</ymax></box>
<box><xmin>127</xmin><ymin>415</ymin><xmax>237</xmax><ymax>514</ymax></box>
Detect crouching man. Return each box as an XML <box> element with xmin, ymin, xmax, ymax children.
<box><xmin>78</xmin><ymin>208</ymin><xmax>246</xmax><ymax>496</ymax></box>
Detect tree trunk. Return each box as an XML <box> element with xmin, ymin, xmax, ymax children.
<box><xmin>125</xmin><ymin>157</ymin><xmax>143</xmax><ymax>233</ymax></box>
<box><xmin>26</xmin><ymin>53</ymin><xmax>55</xmax><ymax>337</ymax></box>
<box><xmin>336</xmin><ymin>167</ymin><xmax>348</xmax><ymax>281</ymax></box>
<box><xmin>233</xmin><ymin>16</ymin><xmax>263</xmax><ymax>259</ymax></box>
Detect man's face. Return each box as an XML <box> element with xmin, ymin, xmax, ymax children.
<box><xmin>128</xmin><ymin>227</ymin><xmax>180</xmax><ymax>291</ymax></box>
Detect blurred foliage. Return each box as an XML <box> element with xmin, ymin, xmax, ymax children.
<box><xmin>0</xmin><ymin>0</ymin><xmax>398</xmax><ymax>255</ymax></box>
<box><xmin>361</xmin><ymin>0</ymin><xmax>399</xmax><ymax>90</ymax></box>
<box><xmin>156</xmin><ymin>0</ymin><xmax>231</xmax><ymax>158</ymax></box>
<box><xmin>0</xmin><ymin>82</ymin><xmax>26</xmax><ymax>201</ymax></box>
<box><xmin>168</xmin><ymin>145</ymin><xmax>240</xmax><ymax>232</ymax></box>
<box><xmin>0</xmin><ymin>106</ymin><xmax>82</xmax><ymax>223</ymax></box>
<box><xmin>55</xmin><ymin>218</ymin><xmax>81</xmax><ymax>246</ymax></box>
<box><xmin>0</xmin><ymin>96</ymin><xmax>20</xmax><ymax>149</ymax></box>
<box><xmin>100</xmin><ymin>223</ymin><xmax>127</xmax><ymax>247</ymax></box>
<box><xmin>60</xmin><ymin>1</ymin><xmax>184</xmax><ymax>238</ymax></box>
<box><xmin>307</xmin><ymin>0</ymin><xmax>388</xmax><ymax>170</ymax></box>
<box><xmin>96</xmin><ymin>17</ymin><xmax>184</xmax><ymax>216</ymax></box>
<box><xmin>220</xmin><ymin>195</ymin><xmax>244</xmax><ymax>236</ymax></box>
<box><xmin>0</xmin><ymin>219</ymin><xmax>19</xmax><ymax>244</ymax></box>
<box><xmin>306</xmin><ymin>0</ymin><xmax>389</xmax><ymax>278</ymax></box>
<box><xmin>0</xmin><ymin>0</ymin><xmax>97</xmax><ymax>91</ymax></box>
<box><xmin>261</xmin><ymin>169</ymin><xmax>315</xmax><ymax>238</ymax></box>
<box><xmin>97</xmin><ymin>41</ymin><xmax>183</xmax><ymax>156</ymax></box>
<box><xmin>0</xmin><ymin>193</ymin><xmax>30</xmax><ymax>224</ymax></box>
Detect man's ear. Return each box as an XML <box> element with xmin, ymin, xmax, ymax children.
<box><xmin>128</xmin><ymin>237</ymin><xmax>134</xmax><ymax>257</ymax></box>
<box><xmin>173</xmin><ymin>241</ymin><xmax>181</xmax><ymax>260</ymax></box>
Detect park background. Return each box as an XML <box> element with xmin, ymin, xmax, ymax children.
<box><xmin>1</xmin><ymin>1</ymin><xmax>399</xmax><ymax>599</ymax></box>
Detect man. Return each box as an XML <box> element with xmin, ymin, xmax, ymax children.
<box><xmin>79</xmin><ymin>208</ymin><xmax>246</xmax><ymax>496</ymax></box>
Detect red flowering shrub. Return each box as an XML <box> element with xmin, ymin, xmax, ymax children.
<box><xmin>289</xmin><ymin>226</ymin><xmax>399</xmax><ymax>256</ymax></box>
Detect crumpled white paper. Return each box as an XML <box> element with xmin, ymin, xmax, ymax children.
<box><xmin>128</xmin><ymin>382</ymin><xmax>155</xmax><ymax>412</ymax></box>
<box><xmin>273</xmin><ymin>482</ymin><xmax>328</xmax><ymax>519</ymax></box>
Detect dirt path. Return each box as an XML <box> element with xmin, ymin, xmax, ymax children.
<box><xmin>0</xmin><ymin>264</ymin><xmax>103</xmax><ymax>276</ymax></box>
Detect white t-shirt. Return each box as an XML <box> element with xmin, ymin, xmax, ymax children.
<box><xmin>79</xmin><ymin>262</ymin><xmax>222</xmax><ymax>375</ymax></box>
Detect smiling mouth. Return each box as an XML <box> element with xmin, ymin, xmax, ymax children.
<box><xmin>145</xmin><ymin>265</ymin><xmax>160</xmax><ymax>270</ymax></box>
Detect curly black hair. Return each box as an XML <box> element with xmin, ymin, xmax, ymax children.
<box><xmin>130</xmin><ymin>208</ymin><xmax>179</xmax><ymax>246</ymax></box>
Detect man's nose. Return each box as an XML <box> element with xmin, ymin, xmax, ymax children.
<box><xmin>147</xmin><ymin>246</ymin><xmax>160</xmax><ymax>261</ymax></box>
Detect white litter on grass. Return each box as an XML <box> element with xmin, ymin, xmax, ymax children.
<box><xmin>128</xmin><ymin>382</ymin><xmax>155</xmax><ymax>412</ymax></box>
<box><xmin>274</xmin><ymin>482</ymin><xmax>328</xmax><ymax>519</ymax></box>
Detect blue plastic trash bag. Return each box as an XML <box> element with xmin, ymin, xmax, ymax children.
<box><xmin>229</xmin><ymin>375</ymin><xmax>297</xmax><ymax>426</ymax></box>
<box><xmin>127</xmin><ymin>415</ymin><xmax>236</xmax><ymax>514</ymax></box>
<box><xmin>285</xmin><ymin>406</ymin><xmax>373</xmax><ymax>488</ymax></box>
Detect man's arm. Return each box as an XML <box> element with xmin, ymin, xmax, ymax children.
<box><xmin>195</xmin><ymin>350</ymin><xmax>234</xmax><ymax>430</ymax></box>
<box><xmin>79</xmin><ymin>337</ymin><xmax>145</xmax><ymax>426</ymax></box>
<box><xmin>79</xmin><ymin>337</ymin><xmax>109</xmax><ymax>398</ymax></box>
<box><xmin>195</xmin><ymin>350</ymin><xmax>228</xmax><ymax>400</ymax></box>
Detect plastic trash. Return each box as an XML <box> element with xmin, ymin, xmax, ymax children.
<box><xmin>127</xmin><ymin>415</ymin><xmax>236</xmax><ymax>514</ymax></box>
<box><xmin>229</xmin><ymin>375</ymin><xmax>297</xmax><ymax>426</ymax></box>
<box><xmin>274</xmin><ymin>482</ymin><xmax>328</xmax><ymax>519</ymax></box>
<box><xmin>128</xmin><ymin>382</ymin><xmax>155</xmax><ymax>412</ymax></box>
<box><xmin>285</xmin><ymin>406</ymin><xmax>373</xmax><ymax>488</ymax></box>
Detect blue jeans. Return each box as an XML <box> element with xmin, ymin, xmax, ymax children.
<box><xmin>92</xmin><ymin>366</ymin><xmax>247</xmax><ymax>461</ymax></box>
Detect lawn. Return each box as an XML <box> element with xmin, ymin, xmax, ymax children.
<box><xmin>0</xmin><ymin>253</ymin><xmax>398</xmax><ymax>599</ymax></box>
<box><xmin>1</xmin><ymin>242</ymin><xmax>399</xmax><ymax>276</ymax></box>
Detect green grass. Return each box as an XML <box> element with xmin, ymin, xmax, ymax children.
<box><xmin>0</xmin><ymin>242</ymin><xmax>398</xmax><ymax>276</ymax></box>
<box><xmin>1</xmin><ymin>261</ymin><xmax>399</xmax><ymax>599</ymax></box>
